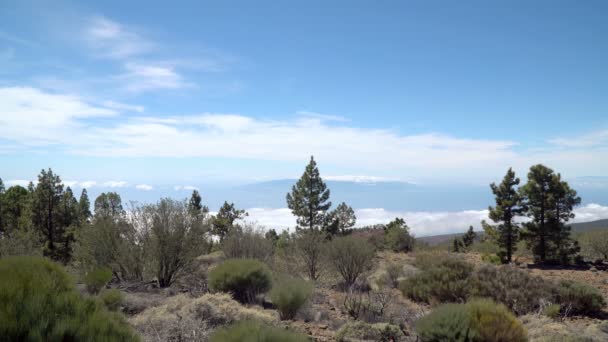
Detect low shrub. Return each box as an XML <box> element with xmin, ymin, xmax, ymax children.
<box><xmin>336</xmin><ymin>321</ymin><xmax>404</xmax><ymax>342</ymax></box>
<box><xmin>481</xmin><ymin>253</ymin><xmax>502</xmax><ymax>265</ymax></box>
<box><xmin>209</xmin><ymin>259</ymin><xmax>272</xmax><ymax>303</ymax></box>
<box><xmin>543</xmin><ymin>304</ymin><xmax>561</xmax><ymax>319</ymax></box>
<box><xmin>557</xmin><ymin>280</ymin><xmax>606</xmax><ymax>316</ymax></box>
<box><xmin>100</xmin><ymin>289</ymin><xmax>123</xmax><ymax>311</ymax></box>
<box><xmin>210</xmin><ymin>321</ymin><xmax>309</xmax><ymax>342</ymax></box>
<box><xmin>130</xmin><ymin>293</ymin><xmax>275</xmax><ymax>341</ymax></box>
<box><xmin>328</xmin><ymin>236</ymin><xmax>375</xmax><ymax>287</ymax></box>
<box><xmin>470</xmin><ymin>264</ymin><xmax>556</xmax><ymax>315</ymax></box>
<box><xmin>416</xmin><ymin>299</ymin><xmax>527</xmax><ymax>342</ymax></box>
<box><xmin>0</xmin><ymin>256</ymin><xmax>138</xmax><ymax>341</ymax></box>
<box><xmin>270</xmin><ymin>275</ymin><xmax>313</xmax><ymax>320</ymax></box>
<box><xmin>386</xmin><ymin>263</ymin><xmax>404</xmax><ymax>288</ymax></box>
<box><xmin>400</xmin><ymin>256</ymin><xmax>472</xmax><ymax>303</ymax></box>
<box><xmin>521</xmin><ymin>314</ymin><xmax>608</xmax><ymax>342</ymax></box>
<box><xmin>85</xmin><ymin>267</ymin><xmax>113</xmax><ymax>294</ymax></box>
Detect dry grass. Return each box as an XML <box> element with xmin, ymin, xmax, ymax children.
<box><xmin>521</xmin><ymin>314</ymin><xmax>608</xmax><ymax>342</ymax></box>
<box><xmin>130</xmin><ymin>293</ymin><xmax>276</xmax><ymax>341</ymax></box>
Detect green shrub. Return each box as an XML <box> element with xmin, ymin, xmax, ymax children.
<box><xmin>385</xmin><ymin>263</ymin><xmax>404</xmax><ymax>288</ymax></box>
<box><xmin>0</xmin><ymin>256</ymin><xmax>139</xmax><ymax>341</ymax></box>
<box><xmin>336</xmin><ymin>321</ymin><xmax>405</xmax><ymax>342</ymax></box>
<box><xmin>85</xmin><ymin>267</ymin><xmax>112</xmax><ymax>294</ymax></box>
<box><xmin>210</xmin><ymin>321</ymin><xmax>309</xmax><ymax>342</ymax></box>
<box><xmin>557</xmin><ymin>281</ymin><xmax>606</xmax><ymax>316</ymax></box>
<box><xmin>100</xmin><ymin>289</ymin><xmax>123</xmax><ymax>311</ymax></box>
<box><xmin>400</xmin><ymin>256</ymin><xmax>472</xmax><ymax>303</ymax></box>
<box><xmin>416</xmin><ymin>299</ymin><xmax>527</xmax><ymax>342</ymax></box>
<box><xmin>270</xmin><ymin>275</ymin><xmax>313</xmax><ymax>320</ymax></box>
<box><xmin>415</xmin><ymin>303</ymin><xmax>472</xmax><ymax>341</ymax></box>
<box><xmin>481</xmin><ymin>253</ymin><xmax>502</xmax><ymax>265</ymax></box>
<box><xmin>471</xmin><ymin>265</ymin><xmax>556</xmax><ymax>315</ymax></box>
<box><xmin>209</xmin><ymin>259</ymin><xmax>272</xmax><ymax>303</ymax></box>
<box><xmin>543</xmin><ymin>304</ymin><xmax>561</xmax><ymax>319</ymax></box>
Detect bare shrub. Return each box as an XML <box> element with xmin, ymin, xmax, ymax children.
<box><xmin>328</xmin><ymin>236</ymin><xmax>375</xmax><ymax>288</ymax></box>
<box><xmin>295</xmin><ymin>230</ymin><xmax>327</xmax><ymax>281</ymax></box>
<box><xmin>222</xmin><ymin>225</ymin><xmax>274</xmax><ymax>262</ymax></box>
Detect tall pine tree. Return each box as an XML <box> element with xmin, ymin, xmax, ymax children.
<box><xmin>286</xmin><ymin>156</ymin><xmax>331</xmax><ymax>231</ymax></box>
<box><xmin>78</xmin><ymin>189</ymin><xmax>92</xmax><ymax>224</ymax></box>
<box><xmin>548</xmin><ymin>173</ymin><xmax>581</xmax><ymax>263</ymax></box>
<box><xmin>520</xmin><ymin>164</ymin><xmax>581</xmax><ymax>264</ymax></box>
<box><xmin>0</xmin><ymin>177</ymin><xmax>4</xmax><ymax>234</ymax></box>
<box><xmin>31</xmin><ymin>168</ymin><xmax>65</xmax><ymax>260</ymax></box>
<box><xmin>487</xmin><ymin>168</ymin><xmax>523</xmax><ymax>263</ymax></box>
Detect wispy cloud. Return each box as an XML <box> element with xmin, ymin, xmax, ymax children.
<box><xmin>84</xmin><ymin>16</ymin><xmax>153</xmax><ymax>59</ymax></box>
<box><xmin>102</xmin><ymin>100</ymin><xmax>144</xmax><ymax>113</ymax></box>
<box><xmin>117</xmin><ymin>62</ymin><xmax>193</xmax><ymax>92</ymax></box>
<box><xmin>135</xmin><ymin>184</ymin><xmax>153</xmax><ymax>191</ymax></box>
<box><xmin>549</xmin><ymin>129</ymin><xmax>608</xmax><ymax>148</ymax></box>
<box><xmin>174</xmin><ymin>185</ymin><xmax>198</xmax><ymax>191</ymax></box>
<box><xmin>297</xmin><ymin>110</ymin><xmax>350</xmax><ymax>122</ymax></box>
<box><xmin>103</xmin><ymin>180</ymin><xmax>128</xmax><ymax>188</ymax></box>
<box><xmin>325</xmin><ymin>175</ymin><xmax>400</xmax><ymax>183</ymax></box>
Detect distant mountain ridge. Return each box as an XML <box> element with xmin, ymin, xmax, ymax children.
<box><xmin>418</xmin><ymin>218</ymin><xmax>608</xmax><ymax>246</ymax></box>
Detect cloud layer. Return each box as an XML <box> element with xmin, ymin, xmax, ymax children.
<box><xmin>243</xmin><ymin>204</ymin><xmax>608</xmax><ymax>236</ymax></box>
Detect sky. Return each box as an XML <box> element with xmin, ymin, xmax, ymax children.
<box><xmin>1</xmin><ymin>0</ymin><xmax>608</xmax><ymax>235</ymax></box>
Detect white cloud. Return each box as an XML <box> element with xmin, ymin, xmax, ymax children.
<box><xmin>549</xmin><ymin>129</ymin><xmax>608</xmax><ymax>148</ymax></box>
<box><xmin>325</xmin><ymin>175</ymin><xmax>399</xmax><ymax>183</ymax></box>
<box><xmin>0</xmin><ymin>87</ymin><xmax>117</xmax><ymax>145</ymax></box>
<box><xmin>103</xmin><ymin>180</ymin><xmax>128</xmax><ymax>188</ymax></box>
<box><xmin>242</xmin><ymin>204</ymin><xmax>608</xmax><ymax>236</ymax></box>
<box><xmin>118</xmin><ymin>62</ymin><xmax>192</xmax><ymax>92</ymax></box>
<box><xmin>174</xmin><ymin>185</ymin><xmax>198</xmax><ymax>191</ymax></box>
<box><xmin>102</xmin><ymin>100</ymin><xmax>144</xmax><ymax>113</ymax></box>
<box><xmin>135</xmin><ymin>184</ymin><xmax>153</xmax><ymax>191</ymax></box>
<box><xmin>5</xmin><ymin>179</ymin><xmax>33</xmax><ymax>187</ymax></box>
<box><xmin>297</xmin><ymin>110</ymin><xmax>349</xmax><ymax>122</ymax></box>
<box><xmin>80</xmin><ymin>181</ymin><xmax>97</xmax><ymax>188</ymax></box>
<box><xmin>84</xmin><ymin>16</ymin><xmax>153</xmax><ymax>59</ymax></box>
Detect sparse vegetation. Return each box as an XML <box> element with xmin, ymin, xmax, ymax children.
<box><xmin>210</xmin><ymin>321</ymin><xmax>310</xmax><ymax>342</ymax></box>
<box><xmin>336</xmin><ymin>321</ymin><xmax>404</xmax><ymax>342</ymax></box>
<box><xmin>209</xmin><ymin>258</ymin><xmax>272</xmax><ymax>303</ymax></box>
<box><xmin>328</xmin><ymin>235</ymin><xmax>375</xmax><ymax>287</ymax></box>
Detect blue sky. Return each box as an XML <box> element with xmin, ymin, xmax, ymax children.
<box><xmin>1</xmin><ymin>0</ymin><xmax>608</xmax><ymax>233</ymax></box>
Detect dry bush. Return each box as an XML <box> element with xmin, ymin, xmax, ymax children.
<box><xmin>521</xmin><ymin>314</ymin><xmax>608</xmax><ymax>342</ymax></box>
<box><xmin>122</xmin><ymin>291</ymin><xmax>167</xmax><ymax>315</ymax></box>
<box><xmin>222</xmin><ymin>225</ymin><xmax>274</xmax><ymax>262</ymax></box>
<box><xmin>328</xmin><ymin>236</ymin><xmax>375</xmax><ymax>288</ymax></box>
<box><xmin>336</xmin><ymin>321</ymin><xmax>405</xmax><ymax>342</ymax></box>
<box><xmin>130</xmin><ymin>293</ymin><xmax>276</xmax><ymax>342</ymax></box>
<box><xmin>471</xmin><ymin>264</ymin><xmax>556</xmax><ymax>315</ymax></box>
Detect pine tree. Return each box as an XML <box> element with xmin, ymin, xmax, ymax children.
<box><xmin>94</xmin><ymin>192</ymin><xmax>124</xmax><ymax>219</ymax></box>
<box><xmin>31</xmin><ymin>168</ymin><xmax>65</xmax><ymax>260</ymax></box>
<box><xmin>452</xmin><ymin>238</ymin><xmax>463</xmax><ymax>252</ymax></box>
<box><xmin>0</xmin><ymin>177</ymin><xmax>5</xmax><ymax>233</ymax></box>
<box><xmin>58</xmin><ymin>187</ymin><xmax>79</xmax><ymax>262</ymax></box>
<box><xmin>487</xmin><ymin>168</ymin><xmax>523</xmax><ymax>263</ymax></box>
<box><xmin>520</xmin><ymin>164</ymin><xmax>581</xmax><ymax>264</ymax></box>
<box><xmin>2</xmin><ymin>185</ymin><xmax>29</xmax><ymax>233</ymax></box>
<box><xmin>462</xmin><ymin>226</ymin><xmax>477</xmax><ymax>249</ymax></box>
<box><xmin>548</xmin><ymin>173</ymin><xmax>581</xmax><ymax>263</ymax></box>
<box><xmin>325</xmin><ymin>202</ymin><xmax>356</xmax><ymax>236</ymax></box>
<box><xmin>286</xmin><ymin>156</ymin><xmax>331</xmax><ymax>231</ymax></box>
<box><xmin>212</xmin><ymin>201</ymin><xmax>247</xmax><ymax>240</ymax></box>
<box><xmin>188</xmin><ymin>190</ymin><xmax>209</xmax><ymax>217</ymax></box>
<box><xmin>78</xmin><ymin>189</ymin><xmax>92</xmax><ymax>224</ymax></box>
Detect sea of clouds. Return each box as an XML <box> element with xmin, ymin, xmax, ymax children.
<box><xmin>240</xmin><ymin>203</ymin><xmax>608</xmax><ymax>237</ymax></box>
